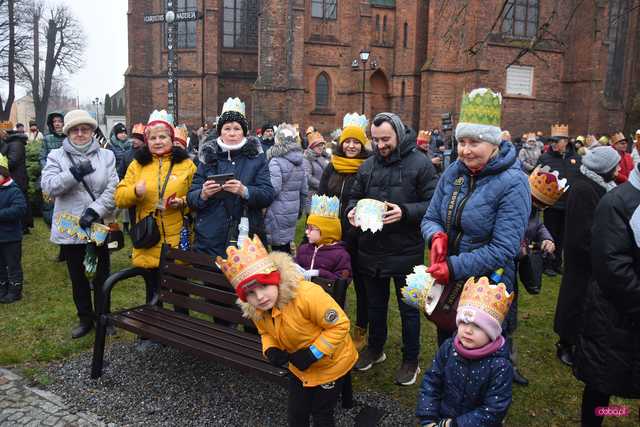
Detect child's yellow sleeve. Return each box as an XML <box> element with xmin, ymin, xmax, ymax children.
<box><xmin>305</xmin><ymin>285</ymin><xmax>350</xmax><ymax>356</ymax></box>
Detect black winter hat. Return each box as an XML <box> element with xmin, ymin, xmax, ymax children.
<box><xmin>112</xmin><ymin>123</ymin><xmax>127</xmax><ymax>135</ymax></box>
<box><xmin>217</xmin><ymin>111</ymin><xmax>248</xmax><ymax>137</ymax></box>
<box><xmin>262</xmin><ymin>123</ymin><xmax>274</xmax><ymax>133</ymax></box>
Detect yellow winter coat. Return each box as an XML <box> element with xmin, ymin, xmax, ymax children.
<box><xmin>239</xmin><ymin>252</ymin><xmax>358</xmax><ymax>387</ymax></box>
<box><xmin>115</xmin><ymin>152</ymin><xmax>196</xmax><ymax>268</ymax></box>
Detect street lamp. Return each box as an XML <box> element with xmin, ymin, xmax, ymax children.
<box><xmin>166</xmin><ymin>1</ymin><xmax>177</xmax><ymax>122</ymax></box>
<box><xmin>352</xmin><ymin>49</ymin><xmax>377</xmax><ymax>115</ymax></box>
<box><xmin>92</xmin><ymin>97</ymin><xmax>102</xmax><ymax>125</ymax></box>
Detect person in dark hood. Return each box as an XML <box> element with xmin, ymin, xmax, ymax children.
<box><xmin>1</xmin><ymin>131</ymin><xmax>32</xmax><ymax>233</ymax></box>
<box><xmin>260</xmin><ymin>123</ymin><xmax>275</xmax><ymax>153</ymax></box>
<box><xmin>40</xmin><ymin>112</ymin><xmax>65</xmax><ymax>168</ymax></box>
<box><xmin>105</xmin><ymin>122</ymin><xmax>132</xmax><ymax>179</ymax></box>
<box><xmin>347</xmin><ymin>112</ymin><xmax>437</xmax><ymax>386</ymax></box>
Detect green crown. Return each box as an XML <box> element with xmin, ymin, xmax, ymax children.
<box><xmin>459</xmin><ymin>88</ymin><xmax>502</xmax><ymax>127</ymax></box>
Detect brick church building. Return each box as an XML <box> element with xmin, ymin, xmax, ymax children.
<box><xmin>126</xmin><ymin>0</ymin><xmax>640</xmax><ymax>137</ymax></box>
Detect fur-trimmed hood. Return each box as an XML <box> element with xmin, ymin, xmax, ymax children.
<box><xmin>267</xmin><ymin>139</ymin><xmax>303</xmax><ymax>162</ymax></box>
<box><xmin>237</xmin><ymin>251</ymin><xmax>302</xmax><ymax>321</ymax></box>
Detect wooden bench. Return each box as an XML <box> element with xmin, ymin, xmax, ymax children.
<box><xmin>90</xmin><ymin>245</ymin><xmax>349</xmax><ymax>383</ymax></box>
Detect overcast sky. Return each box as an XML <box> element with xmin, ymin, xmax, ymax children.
<box><xmin>9</xmin><ymin>0</ymin><xmax>128</xmax><ymax>104</ymax></box>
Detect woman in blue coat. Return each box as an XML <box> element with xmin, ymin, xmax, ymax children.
<box><xmin>421</xmin><ymin>89</ymin><xmax>531</xmax><ymax>346</ymax></box>
<box><xmin>188</xmin><ymin>99</ymin><xmax>274</xmax><ymax>258</ymax></box>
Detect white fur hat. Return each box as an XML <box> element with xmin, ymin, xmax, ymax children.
<box><xmin>63</xmin><ymin>110</ymin><xmax>97</xmax><ymax>135</ymax></box>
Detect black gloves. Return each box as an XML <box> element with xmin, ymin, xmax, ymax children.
<box><xmin>69</xmin><ymin>160</ymin><xmax>95</xmax><ymax>182</ymax></box>
<box><xmin>265</xmin><ymin>347</ymin><xmax>289</xmax><ymax>367</ymax></box>
<box><xmin>79</xmin><ymin>208</ymin><xmax>100</xmax><ymax>228</ymax></box>
<box><xmin>289</xmin><ymin>348</ymin><xmax>318</xmax><ymax>371</ymax></box>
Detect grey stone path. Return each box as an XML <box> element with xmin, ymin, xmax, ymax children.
<box><xmin>0</xmin><ymin>368</ymin><xmax>108</xmax><ymax>426</ymax></box>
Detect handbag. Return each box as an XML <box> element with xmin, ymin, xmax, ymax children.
<box><xmin>130</xmin><ymin>162</ymin><xmax>175</xmax><ymax>249</ymax></box>
<box><xmin>425</xmin><ymin>176</ymin><xmax>467</xmax><ymax>333</ymax></box>
<box><xmin>519</xmin><ymin>243</ymin><xmax>543</xmax><ymax>294</ymax></box>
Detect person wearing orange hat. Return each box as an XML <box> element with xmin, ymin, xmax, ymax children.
<box><xmin>302</xmin><ymin>130</ymin><xmax>329</xmax><ymax>215</ymax></box>
<box><xmin>610</xmin><ymin>131</ymin><xmax>634</xmax><ymax>183</ymax></box>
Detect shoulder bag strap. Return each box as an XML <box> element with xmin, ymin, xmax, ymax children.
<box><xmin>65</xmin><ymin>151</ymin><xmax>96</xmax><ymax>202</ymax></box>
<box><xmin>445</xmin><ymin>176</ymin><xmax>465</xmax><ymax>235</ymax></box>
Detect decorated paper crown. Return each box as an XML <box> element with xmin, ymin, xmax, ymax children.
<box><xmin>529</xmin><ymin>165</ymin><xmax>569</xmax><ymax>208</ymax></box>
<box><xmin>307</xmin><ymin>195</ymin><xmax>342</xmax><ymax>244</ymax></box>
<box><xmin>401</xmin><ymin>265</ymin><xmax>436</xmax><ymax>313</ymax></box>
<box><xmin>174</xmin><ymin>124</ymin><xmax>189</xmax><ymax>147</ymax></box>
<box><xmin>215</xmin><ymin>235</ymin><xmax>277</xmax><ymax>290</ymax></box>
<box><xmin>550</xmin><ymin>123</ymin><xmax>569</xmax><ymax>138</ymax></box>
<box><xmin>417</xmin><ymin>130</ymin><xmax>431</xmax><ymax>143</ymax></box>
<box><xmin>459</xmin><ymin>88</ymin><xmax>502</xmax><ymax>127</ymax></box>
<box><xmin>330</xmin><ymin>128</ymin><xmax>342</xmax><ymax>141</ymax></box>
<box><xmin>0</xmin><ymin>121</ymin><xmax>13</xmax><ymax>130</ymax></box>
<box><xmin>275</xmin><ymin>123</ymin><xmax>300</xmax><ymax>146</ymax></box>
<box><xmin>354</xmin><ymin>198</ymin><xmax>386</xmax><ymax>233</ymax></box>
<box><xmin>610</xmin><ymin>132</ymin><xmax>627</xmax><ymax>145</ymax></box>
<box><xmin>147</xmin><ymin>109</ymin><xmax>174</xmax><ymax>127</ymax></box>
<box><xmin>309</xmin><ymin>195</ymin><xmax>340</xmax><ymax>218</ymax></box>
<box><xmin>343</xmin><ymin>112</ymin><xmax>368</xmax><ymax>130</ymax></box>
<box><xmin>221</xmin><ymin>97</ymin><xmax>246</xmax><ymax>117</ymax></box>
<box><xmin>131</xmin><ymin>123</ymin><xmax>146</xmax><ymax>136</ymax></box>
<box><xmin>458</xmin><ymin>276</ymin><xmax>514</xmax><ymax>325</ymax></box>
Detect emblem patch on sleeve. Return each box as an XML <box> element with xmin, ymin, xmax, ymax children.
<box><xmin>324</xmin><ymin>309</ymin><xmax>338</xmax><ymax>324</ymax></box>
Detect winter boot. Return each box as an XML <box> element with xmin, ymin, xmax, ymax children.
<box><xmin>0</xmin><ymin>282</ymin><xmax>22</xmax><ymax>303</ymax></box>
<box><xmin>352</xmin><ymin>326</ymin><xmax>367</xmax><ymax>351</ymax></box>
<box><xmin>0</xmin><ymin>282</ymin><xmax>8</xmax><ymax>299</ymax></box>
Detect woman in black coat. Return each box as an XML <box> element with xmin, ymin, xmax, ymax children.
<box><xmin>1</xmin><ymin>131</ymin><xmax>32</xmax><ymax>231</ymax></box>
<box><xmin>318</xmin><ymin>119</ymin><xmax>370</xmax><ymax>349</ymax></box>
<box><xmin>573</xmin><ymin>162</ymin><xmax>640</xmax><ymax>426</ymax></box>
<box><xmin>553</xmin><ymin>146</ymin><xmax>620</xmax><ymax>366</ymax></box>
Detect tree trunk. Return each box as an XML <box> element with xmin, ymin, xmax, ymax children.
<box><xmin>32</xmin><ymin>10</ymin><xmax>43</xmax><ymax>129</ymax></box>
<box><xmin>0</xmin><ymin>0</ymin><xmax>17</xmax><ymax>121</ymax></box>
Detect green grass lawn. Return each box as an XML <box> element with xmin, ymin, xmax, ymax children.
<box><xmin>1</xmin><ymin>219</ymin><xmax>637</xmax><ymax>425</ymax></box>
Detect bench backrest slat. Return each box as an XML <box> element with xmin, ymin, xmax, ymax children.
<box><xmin>163</xmin><ymin>262</ymin><xmax>233</xmax><ymax>288</ymax></box>
<box><xmin>160</xmin><ymin>275</ymin><xmax>238</xmax><ymax>305</ymax></box>
<box><xmin>160</xmin><ymin>290</ymin><xmax>253</xmax><ymax>327</ymax></box>
<box><xmin>163</xmin><ymin>246</ymin><xmax>218</xmax><ymax>268</ymax></box>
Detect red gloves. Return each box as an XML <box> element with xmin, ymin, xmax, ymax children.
<box><xmin>428</xmin><ymin>262</ymin><xmax>450</xmax><ymax>284</ymax></box>
<box><xmin>430</xmin><ymin>232</ymin><xmax>448</xmax><ymax>266</ymax></box>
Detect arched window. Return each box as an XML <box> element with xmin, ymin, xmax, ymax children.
<box><xmin>403</xmin><ymin>22</ymin><xmax>408</xmax><ymax>48</ymax></box>
<box><xmin>316</xmin><ymin>73</ymin><xmax>330</xmax><ymax>108</ymax></box>
<box><xmin>382</xmin><ymin>16</ymin><xmax>387</xmax><ymax>43</ymax></box>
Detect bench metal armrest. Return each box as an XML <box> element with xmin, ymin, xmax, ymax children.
<box><xmin>96</xmin><ymin>267</ymin><xmax>153</xmax><ymax>315</ymax></box>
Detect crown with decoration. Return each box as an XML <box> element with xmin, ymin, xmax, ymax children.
<box><xmin>309</xmin><ymin>195</ymin><xmax>340</xmax><ymax>219</ymax></box>
<box><xmin>457</xmin><ymin>276</ymin><xmax>514</xmax><ymax>325</ymax></box>
<box><xmin>215</xmin><ymin>235</ymin><xmax>277</xmax><ymax>289</ymax></box>
<box><xmin>342</xmin><ymin>112</ymin><xmax>368</xmax><ymax>130</ymax></box>
<box><xmin>610</xmin><ymin>132</ymin><xmax>627</xmax><ymax>145</ymax></box>
<box><xmin>131</xmin><ymin>123</ymin><xmax>146</xmax><ymax>136</ymax></box>
<box><xmin>147</xmin><ymin>109</ymin><xmax>174</xmax><ymax>127</ymax></box>
<box><xmin>459</xmin><ymin>88</ymin><xmax>502</xmax><ymax>127</ymax></box>
<box><xmin>401</xmin><ymin>265</ymin><xmax>436</xmax><ymax>314</ymax></box>
<box><xmin>275</xmin><ymin>123</ymin><xmax>300</xmax><ymax>146</ymax></box>
<box><xmin>550</xmin><ymin>123</ymin><xmax>569</xmax><ymax>138</ymax></box>
<box><xmin>174</xmin><ymin>124</ymin><xmax>188</xmax><ymax>144</ymax></box>
<box><xmin>529</xmin><ymin>165</ymin><xmax>569</xmax><ymax>209</ymax></box>
<box><xmin>221</xmin><ymin>97</ymin><xmax>246</xmax><ymax>117</ymax></box>
<box><xmin>0</xmin><ymin>121</ymin><xmax>13</xmax><ymax>130</ymax></box>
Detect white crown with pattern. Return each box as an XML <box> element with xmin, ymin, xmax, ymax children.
<box><xmin>310</xmin><ymin>195</ymin><xmax>340</xmax><ymax>219</ymax></box>
<box><xmin>221</xmin><ymin>97</ymin><xmax>246</xmax><ymax>117</ymax></box>
<box><xmin>343</xmin><ymin>112</ymin><xmax>368</xmax><ymax>130</ymax></box>
<box><xmin>147</xmin><ymin>109</ymin><xmax>174</xmax><ymax>126</ymax></box>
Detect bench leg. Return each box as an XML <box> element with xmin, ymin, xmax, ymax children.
<box><xmin>90</xmin><ymin>314</ymin><xmax>108</xmax><ymax>379</ymax></box>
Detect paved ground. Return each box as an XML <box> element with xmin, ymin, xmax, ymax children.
<box><xmin>0</xmin><ymin>368</ymin><xmax>107</xmax><ymax>426</ymax></box>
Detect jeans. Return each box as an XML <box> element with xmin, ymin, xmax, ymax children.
<box><xmin>361</xmin><ymin>274</ymin><xmax>420</xmax><ymax>361</ymax></box>
<box><xmin>0</xmin><ymin>241</ymin><xmax>23</xmax><ymax>284</ymax></box>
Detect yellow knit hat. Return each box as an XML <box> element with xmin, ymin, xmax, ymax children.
<box><xmin>339</xmin><ymin>125</ymin><xmax>369</xmax><ymax>149</ymax></box>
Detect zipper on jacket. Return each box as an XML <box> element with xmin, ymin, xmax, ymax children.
<box><xmin>310</xmin><ymin>245</ymin><xmax>321</xmax><ymax>269</ymax></box>
<box><xmin>452</xmin><ymin>176</ymin><xmax>476</xmax><ymax>253</ymax></box>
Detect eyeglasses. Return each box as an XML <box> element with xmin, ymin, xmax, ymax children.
<box><xmin>69</xmin><ymin>126</ymin><xmax>93</xmax><ymax>134</ymax></box>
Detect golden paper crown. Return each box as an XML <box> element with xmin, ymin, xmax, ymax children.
<box><xmin>215</xmin><ymin>235</ymin><xmax>277</xmax><ymax>289</ymax></box>
<box><xmin>610</xmin><ymin>132</ymin><xmax>627</xmax><ymax>145</ymax></box>
<box><xmin>417</xmin><ymin>130</ymin><xmax>431</xmax><ymax>142</ymax></box>
<box><xmin>174</xmin><ymin>124</ymin><xmax>188</xmax><ymax>143</ymax></box>
<box><xmin>529</xmin><ymin>165</ymin><xmax>569</xmax><ymax>208</ymax></box>
<box><xmin>551</xmin><ymin>123</ymin><xmax>569</xmax><ymax>138</ymax></box>
<box><xmin>131</xmin><ymin>123</ymin><xmax>146</xmax><ymax>136</ymax></box>
<box><xmin>458</xmin><ymin>276</ymin><xmax>514</xmax><ymax>324</ymax></box>
<box><xmin>0</xmin><ymin>121</ymin><xmax>14</xmax><ymax>130</ymax></box>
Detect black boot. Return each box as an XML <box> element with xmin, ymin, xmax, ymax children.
<box><xmin>513</xmin><ymin>368</ymin><xmax>529</xmax><ymax>386</ymax></box>
<box><xmin>71</xmin><ymin>321</ymin><xmax>94</xmax><ymax>339</ymax></box>
<box><xmin>0</xmin><ymin>282</ymin><xmax>8</xmax><ymax>299</ymax></box>
<box><xmin>0</xmin><ymin>282</ymin><xmax>22</xmax><ymax>303</ymax></box>
<box><xmin>556</xmin><ymin>341</ymin><xmax>574</xmax><ymax>367</ymax></box>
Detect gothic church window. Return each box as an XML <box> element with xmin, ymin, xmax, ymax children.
<box><xmin>164</xmin><ymin>0</ymin><xmax>197</xmax><ymax>49</ymax></box>
<box><xmin>501</xmin><ymin>0</ymin><xmax>538</xmax><ymax>38</ymax></box>
<box><xmin>223</xmin><ymin>0</ymin><xmax>258</xmax><ymax>49</ymax></box>
<box><xmin>604</xmin><ymin>0</ymin><xmax>629</xmax><ymax>100</ymax></box>
<box><xmin>312</xmin><ymin>0</ymin><xmax>337</xmax><ymax>20</ymax></box>
<box><xmin>316</xmin><ymin>73</ymin><xmax>330</xmax><ymax>108</ymax></box>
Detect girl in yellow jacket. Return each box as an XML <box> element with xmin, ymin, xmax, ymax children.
<box><xmin>115</xmin><ymin>111</ymin><xmax>196</xmax><ymax>300</ymax></box>
<box><xmin>217</xmin><ymin>236</ymin><xmax>357</xmax><ymax>426</ymax></box>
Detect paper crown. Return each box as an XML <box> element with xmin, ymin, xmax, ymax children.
<box><xmin>610</xmin><ymin>132</ymin><xmax>627</xmax><ymax>145</ymax></box>
<box><xmin>458</xmin><ymin>276</ymin><xmax>514</xmax><ymax>325</ymax></box>
<box><xmin>529</xmin><ymin>165</ymin><xmax>569</xmax><ymax>208</ymax></box>
<box><xmin>0</xmin><ymin>153</ymin><xmax>8</xmax><ymax>171</ymax></box>
<box><xmin>354</xmin><ymin>198</ymin><xmax>386</xmax><ymax>233</ymax></box>
<box><xmin>147</xmin><ymin>109</ymin><xmax>174</xmax><ymax>126</ymax></box>
<box><xmin>401</xmin><ymin>265</ymin><xmax>436</xmax><ymax>313</ymax></box>
<box><xmin>342</xmin><ymin>113</ymin><xmax>368</xmax><ymax>130</ymax></box>
<box><xmin>459</xmin><ymin>88</ymin><xmax>502</xmax><ymax>127</ymax></box>
<box><xmin>221</xmin><ymin>97</ymin><xmax>246</xmax><ymax>117</ymax></box>
<box><xmin>215</xmin><ymin>235</ymin><xmax>277</xmax><ymax>289</ymax></box>
<box><xmin>309</xmin><ymin>195</ymin><xmax>340</xmax><ymax>219</ymax></box>
<box><xmin>131</xmin><ymin>123</ymin><xmax>146</xmax><ymax>136</ymax></box>
<box><xmin>551</xmin><ymin>123</ymin><xmax>569</xmax><ymax>138</ymax></box>
<box><xmin>417</xmin><ymin>130</ymin><xmax>431</xmax><ymax>143</ymax></box>
<box><xmin>0</xmin><ymin>121</ymin><xmax>13</xmax><ymax>130</ymax></box>
<box><xmin>174</xmin><ymin>124</ymin><xmax>188</xmax><ymax>145</ymax></box>
<box><xmin>275</xmin><ymin>123</ymin><xmax>300</xmax><ymax>145</ymax></box>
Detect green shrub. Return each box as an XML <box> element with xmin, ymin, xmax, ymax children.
<box><xmin>26</xmin><ymin>140</ymin><xmax>43</xmax><ymax>216</ymax></box>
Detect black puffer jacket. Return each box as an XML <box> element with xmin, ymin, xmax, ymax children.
<box><xmin>347</xmin><ymin>128</ymin><xmax>437</xmax><ymax>276</ymax></box>
<box><xmin>536</xmin><ymin>145</ymin><xmax>581</xmax><ymax>210</ymax></box>
<box><xmin>1</xmin><ymin>132</ymin><xmax>28</xmax><ymax>192</ymax></box>
<box><xmin>573</xmin><ymin>167</ymin><xmax>640</xmax><ymax>398</ymax></box>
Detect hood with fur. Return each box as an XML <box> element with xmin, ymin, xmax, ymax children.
<box><xmin>237</xmin><ymin>251</ymin><xmax>302</xmax><ymax>321</ymax></box>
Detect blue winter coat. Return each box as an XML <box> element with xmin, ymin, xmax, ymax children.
<box><xmin>188</xmin><ymin>138</ymin><xmax>275</xmax><ymax>258</ymax></box>
<box><xmin>416</xmin><ymin>338</ymin><xmax>513</xmax><ymax>426</ymax></box>
<box><xmin>265</xmin><ymin>142</ymin><xmax>308</xmax><ymax>246</ymax></box>
<box><xmin>421</xmin><ymin>141</ymin><xmax>531</xmax><ymax>290</ymax></box>
<box><xmin>0</xmin><ymin>180</ymin><xmax>27</xmax><ymax>243</ymax></box>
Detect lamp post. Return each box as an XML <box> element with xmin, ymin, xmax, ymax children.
<box><xmin>351</xmin><ymin>49</ymin><xmax>377</xmax><ymax>115</ymax></box>
<box><xmin>166</xmin><ymin>2</ymin><xmax>177</xmax><ymax>123</ymax></box>
<box><xmin>92</xmin><ymin>97</ymin><xmax>102</xmax><ymax>125</ymax></box>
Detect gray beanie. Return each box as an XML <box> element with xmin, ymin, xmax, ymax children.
<box><xmin>373</xmin><ymin>112</ymin><xmax>407</xmax><ymax>144</ymax></box>
<box><xmin>582</xmin><ymin>146</ymin><xmax>620</xmax><ymax>174</ymax></box>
